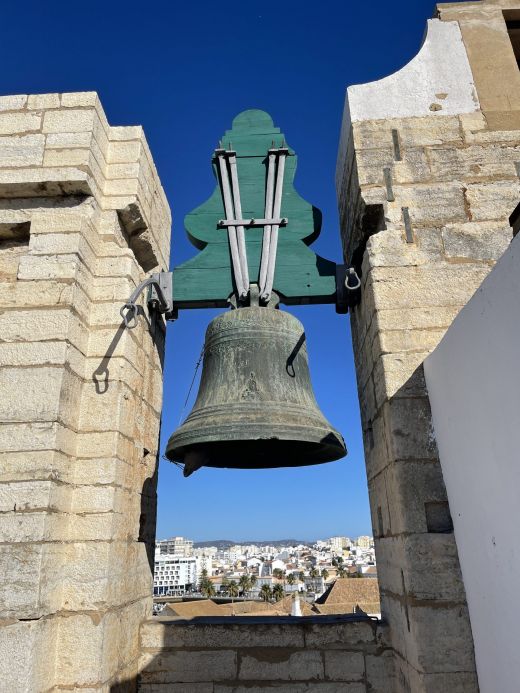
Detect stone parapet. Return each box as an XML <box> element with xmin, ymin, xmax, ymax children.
<box><xmin>0</xmin><ymin>92</ymin><xmax>171</xmax><ymax>692</ymax></box>
<box><xmin>0</xmin><ymin>91</ymin><xmax>170</xmax><ymax>271</ymax></box>
<box><xmin>335</xmin><ymin>2</ymin><xmax>520</xmax><ymax>691</ymax></box>
<box><xmin>138</xmin><ymin>615</ymin><xmax>394</xmax><ymax>692</ymax></box>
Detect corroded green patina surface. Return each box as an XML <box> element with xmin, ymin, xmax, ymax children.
<box><xmin>172</xmin><ymin>110</ymin><xmax>338</xmax><ymax>308</ymax></box>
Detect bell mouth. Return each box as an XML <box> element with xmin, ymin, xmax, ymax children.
<box><xmin>165</xmin><ymin>433</ymin><xmax>347</xmax><ymax>472</ymax></box>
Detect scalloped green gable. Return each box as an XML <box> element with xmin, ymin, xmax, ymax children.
<box><xmin>172</xmin><ymin>109</ymin><xmax>337</xmax><ymax>308</ymax></box>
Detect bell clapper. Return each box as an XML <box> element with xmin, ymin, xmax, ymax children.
<box><xmin>183</xmin><ymin>449</ymin><xmax>209</xmax><ymax>478</ymax></box>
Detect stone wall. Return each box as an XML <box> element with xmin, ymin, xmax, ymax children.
<box><xmin>336</xmin><ymin>1</ymin><xmax>520</xmax><ymax>691</ymax></box>
<box><xmin>0</xmin><ymin>92</ymin><xmax>171</xmax><ymax>691</ymax></box>
<box><xmin>138</xmin><ymin>615</ymin><xmax>394</xmax><ymax>692</ymax></box>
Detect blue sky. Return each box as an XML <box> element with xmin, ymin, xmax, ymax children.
<box><xmin>2</xmin><ymin>0</ymin><xmax>437</xmax><ymax>541</ymax></box>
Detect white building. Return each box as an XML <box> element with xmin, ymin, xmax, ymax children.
<box><xmin>356</xmin><ymin>536</ymin><xmax>373</xmax><ymax>549</ymax></box>
<box><xmin>156</xmin><ymin>536</ymin><xmax>194</xmax><ymax>557</ymax></box>
<box><xmin>329</xmin><ymin>537</ymin><xmax>349</xmax><ymax>553</ymax></box>
<box><xmin>195</xmin><ymin>554</ymin><xmax>213</xmax><ymax>577</ymax></box>
<box><xmin>153</xmin><ymin>551</ymin><xmax>197</xmax><ymax>596</ymax></box>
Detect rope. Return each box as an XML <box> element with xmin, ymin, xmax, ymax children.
<box><xmin>177</xmin><ymin>344</ymin><xmax>204</xmax><ymax>425</ymax></box>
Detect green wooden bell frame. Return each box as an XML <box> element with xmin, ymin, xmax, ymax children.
<box><xmin>170</xmin><ymin>109</ymin><xmax>352</xmax><ymax>311</ymax></box>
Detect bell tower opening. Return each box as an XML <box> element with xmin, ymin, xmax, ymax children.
<box><xmin>154</xmin><ymin>299</ymin><xmax>375</xmax><ymax>616</ymax></box>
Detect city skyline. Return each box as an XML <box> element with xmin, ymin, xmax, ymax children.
<box><xmin>155</xmin><ymin>533</ymin><xmax>374</xmax><ymax>544</ymax></box>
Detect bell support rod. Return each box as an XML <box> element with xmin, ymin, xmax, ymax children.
<box><xmin>260</xmin><ymin>147</ymin><xmax>289</xmax><ymax>303</ymax></box>
<box><xmin>227</xmin><ymin>151</ymin><xmax>250</xmax><ymax>291</ymax></box>
<box><xmin>215</xmin><ymin>148</ymin><xmax>248</xmax><ymax>299</ymax></box>
<box><xmin>217</xmin><ymin>217</ymin><xmax>288</xmax><ymax>227</ymax></box>
<box><xmin>259</xmin><ymin>150</ymin><xmax>276</xmax><ymax>295</ymax></box>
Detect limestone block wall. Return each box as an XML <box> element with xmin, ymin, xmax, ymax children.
<box><xmin>0</xmin><ymin>92</ymin><xmax>171</xmax><ymax>692</ymax></box>
<box><xmin>138</xmin><ymin>616</ymin><xmax>394</xmax><ymax>692</ymax></box>
<box><xmin>336</xmin><ymin>2</ymin><xmax>520</xmax><ymax>692</ymax></box>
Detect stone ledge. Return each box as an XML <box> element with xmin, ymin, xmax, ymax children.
<box><xmin>138</xmin><ymin>616</ymin><xmax>393</xmax><ymax>691</ymax></box>
<box><xmin>140</xmin><ymin>614</ymin><xmax>388</xmax><ymax>654</ymax></box>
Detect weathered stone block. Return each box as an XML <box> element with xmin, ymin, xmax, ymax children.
<box><xmin>215</xmin><ymin>686</ymin><xmax>365</xmax><ymax>693</ymax></box>
<box><xmin>61</xmin><ymin>92</ymin><xmax>99</xmax><ymax>108</ymax></box>
<box><xmin>352</xmin><ymin>115</ymin><xmax>462</xmax><ymax>150</ymax></box>
<box><xmin>43</xmin><ymin>148</ymin><xmax>91</xmax><ymax>167</ymax></box>
<box><xmin>140</xmin><ymin>620</ymin><xmax>306</xmax><ymax>651</ymax></box>
<box><xmin>42</xmin><ymin>108</ymin><xmax>96</xmax><ymax>134</ymax></box>
<box><xmin>365</xmin><ymin>651</ymin><xmax>396</xmax><ymax>693</ymax></box>
<box><xmin>375</xmin><ymin>535</ymin><xmax>466</xmax><ymax>602</ymax></box>
<box><xmin>0</xmin><ymin>112</ymin><xmax>41</xmax><ymax>135</ymax></box>
<box><xmin>407</xmin><ymin>603</ymin><xmax>477</xmax><ymax>674</ymax></box>
<box><xmin>0</xmin><ymin>366</ymin><xmax>82</xmax><ymax>427</ymax></box>
<box><xmin>390</xmin><ymin>182</ymin><xmax>467</xmax><ymax>225</ymax></box>
<box><xmin>324</xmin><ymin>651</ymin><xmax>364</xmax><ymax>681</ymax></box>
<box><xmin>364</xmin><ymin>411</ymin><xmax>390</xmax><ymax>481</ymax></box>
<box><xmin>375</xmin><ymin>328</ymin><xmax>447</xmax><ymax>361</ymax></box>
<box><xmin>442</xmin><ymin>220</ymin><xmax>512</xmax><ymax>261</ymax></box>
<box><xmin>140</xmin><ymin>684</ymin><xmax>213</xmax><ymax>693</ymax></box>
<box><xmin>27</xmin><ymin>93</ymin><xmax>60</xmax><ymax>109</ymax></box>
<box><xmin>0</xmin><ymin>94</ymin><xmax>27</xmax><ymax>111</ymax></box>
<box><xmin>0</xmin><ymin>449</ymin><xmax>71</xmax><ymax>484</ymax></box>
<box><xmin>140</xmin><ymin>650</ymin><xmax>237</xmax><ymax>684</ymax></box>
<box><xmin>0</xmin><ymin>478</ymin><xmax>68</xmax><ymax>513</ymax></box>
<box><xmin>464</xmin><ymin>181</ymin><xmax>520</xmax><ymax>222</ymax></box>
<box><xmin>374</xmin><ymin>306</ymin><xmax>461</xmax><ymax>332</ymax></box>
<box><xmin>374</xmin><ymin>354</ymin><xmax>428</xmax><ymax>406</ymax></box>
<box><xmin>366</xmin><ymin>228</ymin><xmax>444</xmax><ymax>268</ymax></box>
<box><xmin>384</xmin><ymin>461</ymin><xmax>448</xmax><ymax>535</ymax></box>
<box><xmin>0</xmin><ymin>134</ymin><xmax>44</xmax><ymax>167</ymax></box>
<box><xmin>45</xmin><ymin>131</ymin><xmax>93</xmax><ymax>149</ymax></box>
<box><xmin>368</xmin><ymin>265</ymin><xmax>490</xmax><ymax>310</ymax></box>
<box><xmin>238</xmin><ymin>649</ymin><xmax>323</xmax><ymax>681</ymax></box>
<box><xmin>383</xmin><ymin>398</ymin><xmax>438</xmax><ymax>462</ymax></box>
<box><xmin>304</xmin><ymin>621</ymin><xmax>376</xmax><ymax>650</ymax></box>
<box><xmin>428</xmin><ymin>143</ymin><xmax>519</xmax><ymax>181</ymax></box>
<box><xmin>406</xmin><ymin>667</ymin><xmax>479</xmax><ymax>693</ymax></box>
<box><xmin>0</xmin><ymin>618</ymin><xmax>57</xmax><ymax>693</ymax></box>
<box><xmin>108</xmin><ymin>140</ymin><xmax>142</xmax><ymax>164</ymax></box>
<box><xmin>55</xmin><ymin>611</ymin><xmax>120</xmax><ymax>686</ymax></box>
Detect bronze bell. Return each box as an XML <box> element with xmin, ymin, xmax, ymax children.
<box><xmin>165</xmin><ymin>307</ymin><xmax>347</xmax><ymax>476</ymax></box>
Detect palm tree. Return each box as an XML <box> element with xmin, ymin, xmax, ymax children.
<box><xmin>321</xmin><ymin>568</ymin><xmax>329</xmax><ymax>581</ymax></box>
<box><xmin>309</xmin><ymin>567</ymin><xmax>318</xmax><ymax>578</ymax></box>
<box><xmin>200</xmin><ymin>578</ymin><xmax>215</xmax><ymax>598</ymax></box>
<box><xmin>338</xmin><ymin>566</ymin><xmax>347</xmax><ymax>578</ymax></box>
<box><xmin>239</xmin><ymin>574</ymin><xmax>251</xmax><ymax>597</ymax></box>
<box><xmin>273</xmin><ymin>568</ymin><xmax>283</xmax><ymax>580</ymax></box>
<box><xmin>259</xmin><ymin>584</ymin><xmax>272</xmax><ymax>602</ymax></box>
<box><xmin>272</xmin><ymin>584</ymin><xmax>284</xmax><ymax>602</ymax></box>
<box><xmin>198</xmin><ymin>568</ymin><xmax>208</xmax><ymax>589</ymax></box>
<box><xmin>287</xmin><ymin>573</ymin><xmax>296</xmax><ymax>587</ymax></box>
<box><xmin>228</xmin><ymin>580</ymin><xmax>239</xmax><ymax>598</ymax></box>
<box><xmin>250</xmin><ymin>574</ymin><xmax>257</xmax><ymax>591</ymax></box>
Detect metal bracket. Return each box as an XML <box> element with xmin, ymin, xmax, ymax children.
<box><xmin>120</xmin><ymin>272</ymin><xmax>176</xmax><ymax>329</ymax></box>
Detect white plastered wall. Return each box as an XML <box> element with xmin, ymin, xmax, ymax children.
<box><xmin>424</xmin><ymin>232</ymin><xmax>520</xmax><ymax>693</ymax></box>
<box><xmin>336</xmin><ymin>18</ymin><xmax>480</xmax><ymax>191</ymax></box>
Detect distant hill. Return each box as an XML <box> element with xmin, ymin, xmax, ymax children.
<box><xmin>193</xmin><ymin>539</ymin><xmax>314</xmax><ymax>549</ymax></box>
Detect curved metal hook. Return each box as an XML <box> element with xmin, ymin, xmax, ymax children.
<box><xmin>345</xmin><ymin>267</ymin><xmax>361</xmax><ymax>291</ymax></box>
